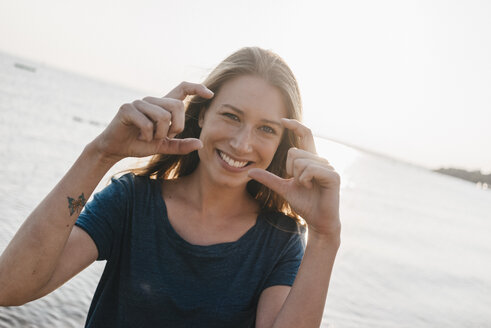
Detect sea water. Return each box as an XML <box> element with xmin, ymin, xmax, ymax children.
<box><xmin>1</xmin><ymin>51</ymin><xmax>490</xmax><ymax>327</ymax></box>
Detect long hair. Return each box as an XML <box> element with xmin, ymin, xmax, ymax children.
<box><xmin>131</xmin><ymin>47</ymin><xmax>303</xmax><ymax>221</ymax></box>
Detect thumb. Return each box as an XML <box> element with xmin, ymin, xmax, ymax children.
<box><xmin>248</xmin><ymin>168</ymin><xmax>289</xmax><ymax>197</ymax></box>
<box><xmin>157</xmin><ymin>138</ymin><xmax>203</xmax><ymax>155</ymax></box>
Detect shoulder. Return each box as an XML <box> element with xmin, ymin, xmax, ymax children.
<box><xmin>109</xmin><ymin>172</ymin><xmax>155</xmax><ymax>191</ymax></box>
<box><xmin>260</xmin><ymin>211</ymin><xmax>306</xmax><ymax>236</ymax></box>
<box><xmin>94</xmin><ymin>173</ymin><xmax>158</xmax><ymax>205</ymax></box>
<box><xmin>108</xmin><ymin>172</ymin><xmax>135</xmax><ymax>187</ymax></box>
<box><xmin>257</xmin><ymin>212</ymin><xmax>306</xmax><ymax>263</ymax></box>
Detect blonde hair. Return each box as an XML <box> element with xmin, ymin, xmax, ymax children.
<box><xmin>131</xmin><ymin>47</ymin><xmax>303</xmax><ymax>222</ymax></box>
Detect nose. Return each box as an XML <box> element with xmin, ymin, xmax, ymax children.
<box><xmin>229</xmin><ymin>126</ymin><xmax>254</xmax><ymax>154</ymax></box>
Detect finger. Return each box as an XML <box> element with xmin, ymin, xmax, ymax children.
<box><xmin>281</xmin><ymin>118</ymin><xmax>316</xmax><ymax>154</ymax></box>
<box><xmin>289</xmin><ymin>157</ymin><xmax>320</xmax><ymax>189</ymax></box>
<box><xmin>298</xmin><ymin>164</ymin><xmax>341</xmax><ymax>189</ymax></box>
<box><xmin>157</xmin><ymin>138</ymin><xmax>203</xmax><ymax>155</ymax></box>
<box><xmin>291</xmin><ymin>158</ymin><xmax>312</xmax><ymax>187</ymax></box>
<box><xmin>119</xmin><ymin>103</ymin><xmax>155</xmax><ymax>141</ymax></box>
<box><xmin>297</xmin><ymin>164</ymin><xmax>321</xmax><ymax>189</ymax></box>
<box><xmin>132</xmin><ymin>100</ymin><xmax>171</xmax><ymax>139</ymax></box>
<box><xmin>248</xmin><ymin>168</ymin><xmax>290</xmax><ymax>197</ymax></box>
<box><xmin>142</xmin><ymin>97</ymin><xmax>185</xmax><ymax>137</ymax></box>
<box><xmin>286</xmin><ymin>147</ymin><xmax>331</xmax><ymax>176</ymax></box>
<box><xmin>164</xmin><ymin>81</ymin><xmax>214</xmax><ymax>101</ymax></box>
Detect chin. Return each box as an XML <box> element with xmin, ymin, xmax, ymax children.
<box><xmin>214</xmin><ymin>174</ymin><xmax>251</xmax><ymax>190</ymax></box>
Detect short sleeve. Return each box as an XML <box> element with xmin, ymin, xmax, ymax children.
<box><xmin>75</xmin><ymin>173</ymin><xmax>132</xmax><ymax>261</ymax></box>
<box><xmin>262</xmin><ymin>232</ymin><xmax>306</xmax><ymax>290</ymax></box>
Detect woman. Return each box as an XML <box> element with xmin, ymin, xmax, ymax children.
<box><xmin>0</xmin><ymin>47</ymin><xmax>341</xmax><ymax>327</ymax></box>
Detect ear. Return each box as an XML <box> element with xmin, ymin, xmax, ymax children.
<box><xmin>198</xmin><ymin>107</ymin><xmax>206</xmax><ymax>128</ymax></box>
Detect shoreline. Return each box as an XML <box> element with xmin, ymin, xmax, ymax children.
<box><xmin>433</xmin><ymin>167</ymin><xmax>491</xmax><ymax>186</ymax></box>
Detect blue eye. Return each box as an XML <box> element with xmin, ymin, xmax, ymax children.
<box><xmin>223</xmin><ymin>113</ymin><xmax>240</xmax><ymax>121</ymax></box>
<box><xmin>260</xmin><ymin>126</ymin><xmax>276</xmax><ymax>134</ymax></box>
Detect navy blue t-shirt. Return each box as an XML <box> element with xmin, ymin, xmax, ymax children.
<box><xmin>75</xmin><ymin>173</ymin><xmax>305</xmax><ymax>328</ymax></box>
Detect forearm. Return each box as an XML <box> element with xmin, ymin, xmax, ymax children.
<box><xmin>0</xmin><ymin>141</ymin><xmax>116</xmax><ymax>305</ymax></box>
<box><xmin>272</xmin><ymin>230</ymin><xmax>341</xmax><ymax>328</ymax></box>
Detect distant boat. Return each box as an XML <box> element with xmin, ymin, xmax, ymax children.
<box><xmin>14</xmin><ymin>62</ymin><xmax>36</xmax><ymax>73</ymax></box>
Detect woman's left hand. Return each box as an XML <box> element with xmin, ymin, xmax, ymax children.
<box><xmin>248</xmin><ymin>119</ymin><xmax>341</xmax><ymax>240</ymax></box>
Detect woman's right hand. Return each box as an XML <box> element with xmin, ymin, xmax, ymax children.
<box><xmin>93</xmin><ymin>82</ymin><xmax>214</xmax><ymax>162</ymax></box>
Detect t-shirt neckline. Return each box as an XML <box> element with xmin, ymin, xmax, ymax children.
<box><xmin>153</xmin><ymin>179</ymin><xmax>262</xmax><ymax>257</ymax></box>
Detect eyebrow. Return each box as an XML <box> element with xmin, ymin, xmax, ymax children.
<box><xmin>221</xmin><ymin>104</ymin><xmax>283</xmax><ymax>127</ymax></box>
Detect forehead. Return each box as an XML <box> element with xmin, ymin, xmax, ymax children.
<box><xmin>211</xmin><ymin>75</ymin><xmax>287</xmax><ymax>119</ymax></box>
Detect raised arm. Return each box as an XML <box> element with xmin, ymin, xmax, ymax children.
<box><xmin>0</xmin><ymin>144</ymin><xmax>116</xmax><ymax>306</ymax></box>
<box><xmin>0</xmin><ymin>82</ymin><xmax>214</xmax><ymax>306</ymax></box>
<box><xmin>249</xmin><ymin>118</ymin><xmax>341</xmax><ymax>328</ymax></box>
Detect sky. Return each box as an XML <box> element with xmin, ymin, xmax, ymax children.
<box><xmin>1</xmin><ymin>0</ymin><xmax>490</xmax><ymax>173</ymax></box>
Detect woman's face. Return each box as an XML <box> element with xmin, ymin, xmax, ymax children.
<box><xmin>197</xmin><ymin>75</ymin><xmax>287</xmax><ymax>189</ymax></box>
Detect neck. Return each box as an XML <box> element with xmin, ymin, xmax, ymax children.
<box><xmin>175</xmin><ymin>167</ymin><xmax>258</xmax><ymax>223</ymax></box>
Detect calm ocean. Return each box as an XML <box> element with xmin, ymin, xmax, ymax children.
<box><xmin>1</xmin><ymin>51</ymin><xmax>490</xmax><ymax>327</ymax></box>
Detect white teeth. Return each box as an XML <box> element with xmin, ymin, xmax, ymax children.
<box><xmin>219</xmin><ymin>151</ymin><xmax>248</xmax><ymax>168</ymax></box>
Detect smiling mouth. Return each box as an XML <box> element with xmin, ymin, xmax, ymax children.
<box><xmin>217</xmin><ymin>150</ymin><xmax>252</xmax><ymax>168</ymax></box>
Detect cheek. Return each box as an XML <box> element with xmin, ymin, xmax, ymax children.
<box><xmin>201</xmin><ymin>120</ymin><xmax>237</xmax><ymax>140</ymax></box>
<box><xmin>258</xmin><ymin>140</ymin><xmax>282</xmax><ymax>162</ymax></box>
<box><xmin>198</xmin><ymin>123</ymin><xmax>236</xmax><ymax>154</ymax></box>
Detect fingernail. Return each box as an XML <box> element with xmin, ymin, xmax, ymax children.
<box><xmin>195</xmin><ymin>140</ymin><xmax>203</xmax><ymax>149</ymax></box>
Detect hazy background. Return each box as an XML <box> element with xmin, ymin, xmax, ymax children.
<box><xmin>1</xmin><ymin>51</ymin><xmax>490</xmax><ymax>327</ymax></box>
<box><xmin>1</xmin><ymin>0</ymin><xmax>490</xmax><ymax>173</ymax></box>
<box><xmin>2</xmin><ymin>2</ymin><xmax>491</xmax><ymax>326</ymax></box>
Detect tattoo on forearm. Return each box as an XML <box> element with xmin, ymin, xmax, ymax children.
<box><xmin>67</xmin><ymin>193</ymin><xmax>87</xmax><ymax>216</ymax></box>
